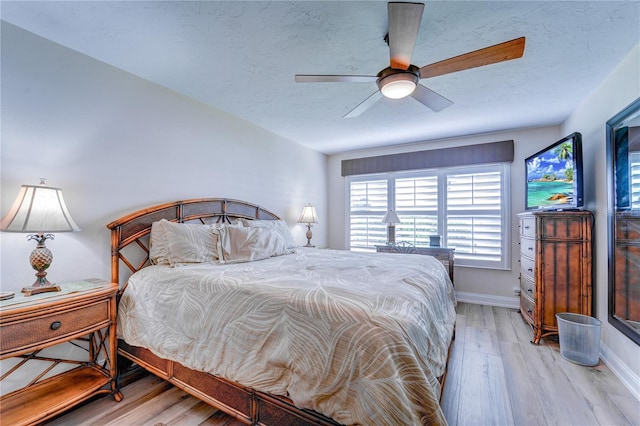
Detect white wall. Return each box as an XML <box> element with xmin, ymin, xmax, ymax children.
<box><xmin>328</xmin><ymin>125</ymin><xmax>563</xmax><ymax>304</ymax></box>
<box><xmin>562</xmin><ymin>43</ymin><xmax>640</xmax><ymax>397</ymax></box>
<box><xmin>0</xmin><ymin>22</ymin><xmax>328</xmax><ymax>291</ymax></box>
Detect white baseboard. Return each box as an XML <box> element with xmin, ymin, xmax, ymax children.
<box><xmin>455</xmin><ymin>291</ymin><xmax>520</xmax><ymax>309</ymax></box>
<box><xmin>600</xmin><ymin>343</ymin><xmax>640</xmax><ymax>401</ymax></box>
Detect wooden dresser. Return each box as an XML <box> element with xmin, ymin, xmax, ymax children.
<box><xmin>517</xmin><ymin>211</ymin><xmax>594</xmax><ymax>344</ymax></box>
<box><xmin>0</xmin><ymin>281</ymin><xmax>121</xmax><ymax>425</ymax></box>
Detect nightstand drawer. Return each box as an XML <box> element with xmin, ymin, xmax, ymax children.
<box><xmin>0</xmin><ymin>299</ymin><xmax>110</xmax><ymax>356</ymax></box>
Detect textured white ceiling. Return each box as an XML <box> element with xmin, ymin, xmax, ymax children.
<box><xmin>2</xmin><ymin>1</ymin><xmax>639</xmax><ymax>154</ymax></box>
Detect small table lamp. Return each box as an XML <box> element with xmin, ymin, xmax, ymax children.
<box><xmin>298</xmin><ymin>204</ymin><xmax>319</xmax><ymax>247</ymax></box>
<box><xmin>382</xmin><ymin>210</ymin><xmax>401</xmax><ymax>245</ymax></box>
<box><xmin>0</xmin><ymin>180</ymin><xmax>80</xmax><ymax>295</ymax></box>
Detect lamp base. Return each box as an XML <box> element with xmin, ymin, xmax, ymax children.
<box><xmin>386</xmin><ymin>224</ymin><xmax>396</xmax><ymax>245</ymax></box>
<box><xmin>23</xmin><ymin>233</ymin><xmax>61</xmax><ymax>296</ymax></box>
<box><xmin>22</xmin><ymin>285</ymin><xmax>61</xmax><ymax>296</ymax></box>
<box><xmin>305</xmin><ymin>224</ymin><xmax>314</xmax><ymax>247</ymax></box>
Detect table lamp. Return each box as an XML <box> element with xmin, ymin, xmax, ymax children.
<box><xmin>1</xmin><ymin>180</ymin><xmax>80</xmax><ymax>295</ymax></box>
<box><xmin>382</xmin><ymin>210</ymin><xmax>400</xmax><ymax>245</ymax></box>
<box><xmin>298</xmin><ymin>204</ymin><xmax>319</xmax><ymax>247</ymax></box>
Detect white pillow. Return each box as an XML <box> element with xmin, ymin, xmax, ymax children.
<box><xmin>149</xmin><ymin>220</ymin><xmax>171</xmax><ymax>265</ymax></box>
<box><xmin>218</xmin><ymin>226</ymin><xmax>292</xmax><ymax>264</ymax></box>
<box><xmin>149</xmin><ymin>219</ymin><xmax>219</xmax><ymax>266</ymax></box>
<box><xmin>239</xmin><ymin>219</ymin><xmax>297</xmax><ymax>249</ymax></box>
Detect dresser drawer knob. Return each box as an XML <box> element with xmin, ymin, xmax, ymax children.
<box><xmin>527</xmin><ymin>288</ymin><xmax>533</xmax><ymax>293</ymax></box>
<box><xmin>50</xmin><ymin>321</ymin><xmax>62</xmax><ymax>330</ymax></box>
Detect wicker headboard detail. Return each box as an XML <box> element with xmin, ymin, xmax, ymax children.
<box><xmin>106</xmin><ymin>198</ymin><xmax>279</xmax><ymax>286</ymax></box>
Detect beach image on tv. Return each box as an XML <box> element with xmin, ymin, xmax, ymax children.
<box><xmin>527</xmin><ymin>141</ymin><xmax>575</xmax><ymax>207</ymax></box>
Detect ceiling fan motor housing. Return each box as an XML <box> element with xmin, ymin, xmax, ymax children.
<box><xmin>377</xmin><ymin>65</ymin><xmax>420</xmax><ymax>99</ymax></box>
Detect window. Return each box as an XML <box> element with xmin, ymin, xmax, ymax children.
<box><xmin>347</xmin><ymin>163</ymin><xmax>510</xmax><ymax>269</ymax></box>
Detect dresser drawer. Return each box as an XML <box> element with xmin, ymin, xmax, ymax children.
<box><xmin>520</xmin><ymin>294</ymin><xmax>535</xmax><ymax>322</ymax></box>
<box><xmin>520</xmin><ymin>216</ymin><xmax>535</xmax><ymax>238</ymax></box>
<box><xmin>520</xmin><ymin>274</ymin><xmax>535</xmax><ymax>298</ymax></box>
<box><xmin>520</xmin><ymin>236</ymin><xmax>535</xmax><ymax>257</ymax></box>
<box><xmin>0</xmin><ymin>299</ymin><xmax>110</xmax><ymax>356</ymax></box>
<box><xmin>520</xmin><ymin>255</ymin><xmax>535</xmax><ymax>280</ymax></box>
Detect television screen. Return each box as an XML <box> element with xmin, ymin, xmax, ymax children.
<box><xmin>525</xmin><ymin>132</ymin><xmax>584</xmax><ymax>210</ymax></box>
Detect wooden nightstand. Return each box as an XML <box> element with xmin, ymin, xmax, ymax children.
<box><xmin>376</xmin><ymin>244</ymin><xmax>455</xmax><ymax>283</ymax></box>
<box><xmin>0</xmin><ymin>280</ymin><xmax>122</xmax><ymax>425</ymax></box>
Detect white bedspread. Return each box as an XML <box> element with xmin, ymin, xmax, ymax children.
<box><xmin>118</xmin><ymin>248</ymin><xmax>456</xmax><ymax>425</ymax></box>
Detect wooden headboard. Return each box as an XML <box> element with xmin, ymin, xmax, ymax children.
<box><xmin>106</xmin><ymin>198</ymin><xmax>279</xmax><ymax>286</ymax></box>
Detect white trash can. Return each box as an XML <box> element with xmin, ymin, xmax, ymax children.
<box><xmin>556</xmin><ymin>313</ymin><xmax>601</xmax><ymax>366</ymax></box>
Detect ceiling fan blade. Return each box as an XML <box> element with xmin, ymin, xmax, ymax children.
<box><xmin>419</xmin><ymin>37</ymin><xmax>526</xmax><ymax>79</ymax></box>
<box><xmin>344</xmin><ymin>91</ymin><xmax>383</xmax><ymax>118</ymax></box>
<box><xmin>295</xmin><ymin>75</ymin><xmax>377</xmax><ymax>83</ymax></box>
<box><xmin>388</xmin><ymin>2</ymin><xmax>425</xmax><ymax>70</ymax></box>
<box><xmin>411</xmin><ymin>84</ymin><xmax>453</xmax><ymax>112</ymax></box>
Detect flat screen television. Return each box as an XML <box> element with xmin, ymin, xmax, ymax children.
<box><xmin>525</xmin><ymin>132</ymin><xmax>584</xmax><ymax>210</ymax></box>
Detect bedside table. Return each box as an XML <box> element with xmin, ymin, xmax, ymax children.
<box><xmin>0</xmin><ymin>280</ymin><xmax>122</xmax><ymax>425</ymax></box>
<box><xmin>376</xmin><ymin>244</ymin><xmax>455</xmax><ymax>283</ymax></box>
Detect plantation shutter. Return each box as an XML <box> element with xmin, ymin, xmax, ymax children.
<box><xmin>349</xmin><ymin>180</ymin><xmax>388</xmax><ymax>250</ymax></box>
<box><xmin>395</xmin><ymin>176</ymin><xmax>439</xmax><ymax>246</ymax></box>
<box><xmin>446</xmin><ymin>171</ymin><xmax>505</xmax><ymax>265</ymax></box>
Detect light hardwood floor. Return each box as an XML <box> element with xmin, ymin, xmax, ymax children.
<box><xmin>46</xmin><ymin>303</ymin><xmax>639</xmax><ymax>425</ymax></box>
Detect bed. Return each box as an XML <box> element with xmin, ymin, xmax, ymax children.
<box><xmin>108</xmin><ymin>198</ymin><xmax>456</xmax><ymax>426</ymax></box>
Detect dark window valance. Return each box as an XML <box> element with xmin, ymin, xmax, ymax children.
<box><xmin>341</xmin><ymin>140</ymin><xmax>514</xmax><ymax>177</ymax></box>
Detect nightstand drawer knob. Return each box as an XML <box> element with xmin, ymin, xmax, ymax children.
<box><xmin>50</xmin><ymin>321</ymin><xmax>62</xmax><ymax>330</ymax></box>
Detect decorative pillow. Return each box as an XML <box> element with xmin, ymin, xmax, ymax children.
<box><xmin>149</xmin><ymin>219</ymin><xmax>219</xmax><ymax>266</ymax></box>
<box><xmin>218</xmin><ymin>226</ymin><xmax>292</xmax><ymax>264</ymax></box>
<box><xmin>239</xmin><ymin>219</ymin><xmax>297</xmax><ymax>249</ymax></box>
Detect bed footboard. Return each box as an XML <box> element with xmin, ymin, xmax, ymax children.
<box><xmin>118</xmin><ymin>336</ymin><xmax>454</xmax><ymax>425</ymax></box>
<box><xmin>118</xmin><ymin>340</ymin><xmax>341</xmax><ymax>426</ymax></box>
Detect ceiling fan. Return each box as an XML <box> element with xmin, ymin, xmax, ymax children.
<box><xmin>295</xmin><ymin>2</ymin><xmax>526</xmax><ymax>118</ymax></box>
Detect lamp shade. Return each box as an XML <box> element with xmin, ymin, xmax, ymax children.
<box><xmin>1</xmin><ymin>184</ymin><xmax>80</xmax><ymax>233</ymax></box>
<box><xmin>298</xmin><ymin>204</ymin><xmax>319</xmax><ymax>224</ymax></box>
<box><xmin>381</xmin><ymin>210</ymin><xmax>400</xmax><ymax>224</ymax></box>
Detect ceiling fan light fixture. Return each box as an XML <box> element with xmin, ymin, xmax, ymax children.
<box><xmin>377</xmin><ymin>71</ymin><xmax>419</xmax><ymax>99</ymax></box>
